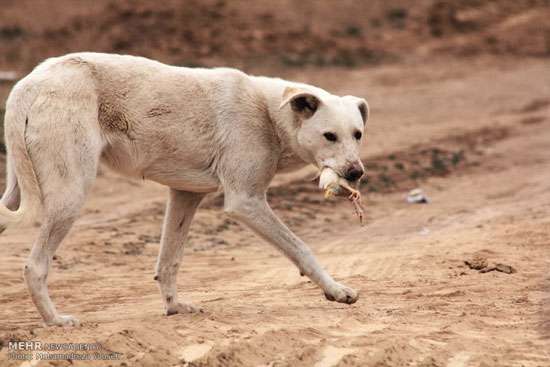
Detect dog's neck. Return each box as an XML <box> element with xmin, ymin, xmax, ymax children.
<box><xmin>251</xmin><ymin>76</ymin><xmax>313</xmax><ymax>173</ymax></box>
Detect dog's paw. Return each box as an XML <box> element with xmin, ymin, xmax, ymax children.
<box><xmin>48</xmin><ymin>315</ymin><xmax>81</xmax><ymax>327</ymax></box>
<box><xmin>166</xmin><ymin>302</ymin><xmax>202</xmax><ymax>315</ymax></box>
<box><xmin>324</xmin><ymin>283</ymin><xmax>359</xmax><ymax>305</ymax></box>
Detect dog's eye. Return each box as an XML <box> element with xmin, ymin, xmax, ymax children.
<box><xmin>323</xmin><ymin>132</ymin><xmax>337</xmax><ymax>142</ymax></box>
<box><xmin>354</xmin><ymin>131</ymin><xmax>362</xmax><ymax>140</ymax></box>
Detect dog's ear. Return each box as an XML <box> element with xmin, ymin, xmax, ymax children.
<box><xmin>345</xmin><ymin>96</ymin><xmax>369</xmax><ymax>125</ymax></box>
<box><xmin>357</xmin><ymin>99</ymin><xmax>369</xmax><ymax>125</ymax></box>
<box><xmin>279</xmin><ymin>87</ymin><xmax>322</xmax><ymax>119</ymax></box>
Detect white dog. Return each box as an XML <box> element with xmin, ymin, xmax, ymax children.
<box><xmin>0</xmin><ymin>53</ymin><xmax>368</xmax><ymax>327</ymax></box>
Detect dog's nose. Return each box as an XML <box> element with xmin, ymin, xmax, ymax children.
<box><xmin>345</xmin><ymin>166</ymin><xmax>364</xmax><ymax>181</ymax></box>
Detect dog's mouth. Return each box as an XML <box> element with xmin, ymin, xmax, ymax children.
<box><xmin>312</xmin><ymin>167</ymin><xmax>362</xmax><ymax>186</ymax></box>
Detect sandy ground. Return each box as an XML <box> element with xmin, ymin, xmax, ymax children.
<box><xmin>1</xmin><ymin>55</ymin><xmax>549</xmax><ymax>366</ymax></box>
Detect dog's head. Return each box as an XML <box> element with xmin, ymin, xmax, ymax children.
<box><xmin>279</xmin><ymin>87</ymin><xmax>369</xmax><ymax>182</ymax></box>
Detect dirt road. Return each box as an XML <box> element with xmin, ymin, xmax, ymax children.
<box><xmin>1</xmin><ymin>56</ymin><xmax>549</xmax><ymax>366</ymax></box>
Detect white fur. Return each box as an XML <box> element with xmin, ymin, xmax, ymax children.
<box><xmin>0</xmin><ymin>53</ymin><xmax>369</xmax><ymax>326</ymax></box>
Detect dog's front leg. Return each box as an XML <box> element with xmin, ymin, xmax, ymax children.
<box><xmin>155</xmin><ymin>189</ymin><xmax>206</xmax><ymax>315</ymax></box>
<box><xmin>224</xmin><ymin>191</ymin><xmax>358</xmax><ymax>304</ymax></box>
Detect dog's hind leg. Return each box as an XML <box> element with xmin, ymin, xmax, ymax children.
<box><xmin>24</xmin><ymin>153</ymin><xmax>99</xmax><ymax>326</ymax></box>
<box><xmin>155</xmin><ymin>189</ymin><xmax>206</xmax><ymax>315</ymax></box>
<box><xmin>23</xmin><ymin>99</ymin><xmax>101</xmax><ymax>327</ymax></box>
<box><xmin>25</xmin><ymin>203</ymin><xmax>88</xmax><ymax>326</ymax></box>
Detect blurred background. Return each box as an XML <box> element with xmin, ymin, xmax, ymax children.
<box><xmin>0</xmin><ymin>0</ymin><xmax>547</xmax><ymax>72</ymax></box>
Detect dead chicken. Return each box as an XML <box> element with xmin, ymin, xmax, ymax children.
<box><xmin>316</xmin><ymin>167</ymin><xmax>364</xmax><ymax>225</ymax></box>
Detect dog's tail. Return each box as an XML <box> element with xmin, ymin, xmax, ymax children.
<box><xmin>0</xmin><ymin>84</ymin><xmax>42</xmax><ymax>232</ymax></box>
